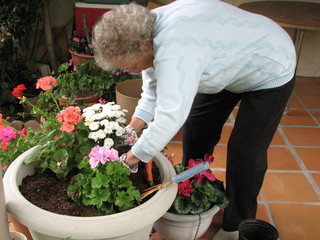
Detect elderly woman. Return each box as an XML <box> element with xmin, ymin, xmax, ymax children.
<box><xmin>93</xmin><ymin>0</ymin><xmax>296</xmax><ymax>239</ymax></box>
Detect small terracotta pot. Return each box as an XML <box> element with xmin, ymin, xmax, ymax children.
<box><xmin>58</xmin><ymin>93</ymin><xmax>99</xmax><ymax>107</ymax></box>
<box><xmin>69</xmin><ymin>49</ymin><xmax>94</xmax><ymax>65</ymax></box>
<box><xmin>10</xmin><ymin>231</ymin><xmax>28</xmax><ymax>240</ymax></box>
<box><xmin>7</xmin><ymin>214</ymin><xmax>32</xmax><ymax>240</ymax></box>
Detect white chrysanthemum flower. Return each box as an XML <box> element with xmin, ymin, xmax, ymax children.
<box><xmin>116</xmin><ymin>117</ymin><xmax>126</xmax><ymax>124</ymax></box>
<box><xmin>100</xmin><ymin>119</ymin><xmax>109</xmax><ymax>126</ymax></box>
<box><xmin>111</xmin><ymin>104</ymin><xmax>121</xmax><ymax>110</ymax></box>
<box><xmin>107</xmin><ymin>111</ymin><xmax>116</xmax><ymax>118</ymax></box>
<box><xmin>115</xmin><ymin>126</ymin><xmax>125</xmax><ymax>136</ymax></box>
<box><xmin>103</xmin><ymin>121</ymin><xmax>113</xmax><ymax>129</ymax></box>
<box><xmin>96</xmin><ymin>129</ymin><xmax>106</xmax><ymax>139</ymax></box>
<box><xmin>104</xmin><ymin>138</ymin><xmax>114</xmax><ymax>148</ymax></box>
<box><xmin>104</xmin><ymin>126</ymin><xmax>113</xmax><ymax>134</ymax></box>
<box><xmin>94</xmin><ymin>112</ymin><xmax>106</xmax><ymax>121</ymax></box>
<box><xmin>113</xmin><ymin>110</ymin><xmax>123</xmax><ymax>118</ymax></box>
<box><xmin>83</xmin><ymin>109</ymin><xmax>95</xmax><ymax>119</ymax></box>
<box><xmin>88</xmin><ymin>132</ymin><xmax>99</xmax><ymax>142</ymax></box>
<box><xmin>91</xmin><ymin>103</ymin><xmax>102</xmax><ymax>111</ymax></box>
<box><xmin>109</xmin><ymin>121</ymin><xmax>119</xmax><ymax>130</ymax></box>
<box><xmin>89</xmin><ymin>122</ymin><xmax>99</xmax><ymax>131</ymax></box>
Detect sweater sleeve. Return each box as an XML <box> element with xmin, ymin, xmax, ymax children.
<box><xmin>132</xmin><ymin>69</ymin><xmax>157</xmax><ymax>124</ymax></box>
<box><xmin>132</xmin><ymin>54</ymin><xmax>203</xmax><ymax>162</ymax></box>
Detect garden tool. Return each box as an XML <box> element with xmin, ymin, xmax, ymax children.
<box><xmin>140</xmin><ymin>161</ymin><xmax>210</xmax><ymax>200</ymax></box>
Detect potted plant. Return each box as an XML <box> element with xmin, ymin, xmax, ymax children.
<box><xmin>0</xmin><ymin>120</ymin><xmax>42</xmax><ymax>175</ymax></box>
<box><xmin>1</xmin><ymin>80</ymin><xmax>49</xmax><ymax>174</ymax></box>
<box><xmin>153</xmin><ymin>154</ymin><xmax>229</xmax><ymax>240</ymax></box>
<box><xmin>68</xmin><ymin>13</ymin><xmax>94</xmax><ymax>65</ymax></box>
<box><xmin>2</xmin><ymin>76</ymin><xmax>177</xmax><ymax>240</ymax></box>
<box><xmin>69</xmin><ymin>30</ymin><xmax>94</xmax><ymax>65</ymax></box>
<box><xmin>53</xmin><ymin>60</ymin><xmax>136</xmax><ymax>105</ymax></box>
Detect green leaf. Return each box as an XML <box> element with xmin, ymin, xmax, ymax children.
<box><xmin>91</xmin><ymin>172</ymin><xmax>105</xmax><ymax>188</ymax></box>
<box><xmin>53</xmin><ymin>149</ymin><xmax>69</xmax><ymax>163</ymax></box>
<box><xmin>191</xmin><ymin>190</ymin><xmax>208</xmax><ymax>207</ymax></box>
<box><xmin>190</xmin><ymin>204</ymin><xmax>206</xmax><ymax>215</ymax></box>
<box><xmin>23</xmin><ymin>145</ymin><xmax>43</xmax><ymax>164</ymax></box>
<box><xmin>173</xmin><ymin>195</ymin><xmax>192</xmax><ymax>215</ymax></box>
<box><xmin>58</xmin><ymin>62</ymin><xmax>70</xmax><ymax>72</ymax></box>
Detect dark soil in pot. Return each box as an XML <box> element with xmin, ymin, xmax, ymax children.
<box><xmin>19</xmin><ymin>162</ymin><xmax>161</xmax><ymax>217</ymax></box>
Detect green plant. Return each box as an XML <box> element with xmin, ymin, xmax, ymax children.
<box><xmin>53</xmin><ymin>60</ymin><xmax>137</xmax><ymax>103</ymax></box>
<box><xmin>67</xmin><ymin>153</ymin><xmax>140</xmax><ymax>214</ymax></box>
<box><xmin>0</xmin><ymin>123</ymin><xmax>42</xmax><ymax>175</ymax></box>
<box><xmin>168</xmin><ymin>154</ymin><xmax>229</xmax><ymax>215</ymax></box>
<box><xmin>69</xmin><ymin>13</ymin><xmax>93</xmax><ymax>56</ymax></box>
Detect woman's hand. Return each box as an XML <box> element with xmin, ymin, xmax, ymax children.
<box><xmin>126</xmin><ymin>150</ymin><xmax>140</xmax><ymax>166</ymax></box>
<box><xmin>119</xmin><ymin>150</ymin><xmax>140</xmax><ymax>173</ymax></box>
<box><xmin>128</xmin><ymin>117</ymin><xmax>147</xmax><ymax>134</ymax></box>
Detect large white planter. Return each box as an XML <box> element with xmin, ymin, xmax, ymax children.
<box><xmin>3</xmin><ymin>147</ymin><xmax>177</xmax><ymax>240</ymax></box>
<box><xmin>153</xmin><ymin>205</ymin><xmax>220</xmax><ymax>240</ymax></box>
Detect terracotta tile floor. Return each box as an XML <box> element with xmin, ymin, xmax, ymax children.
<box><xmin>150</xmin><ymin>77</ymin><xmax>320</xmax><ymax>240</ymax></box>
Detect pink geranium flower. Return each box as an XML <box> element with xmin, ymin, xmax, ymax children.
<box><xmin>88</xmin><ymin>146</ymin><xmax>119</xmax><ymax>168</ymax></box>
<box><xmin>0</xmin><ymin>127</ymin><xmax>18</xmax><ymax>150</ymax></box>
<box><xmin>36</xmin><ymin>76</ymin><xmax>57</xmax><ymax>90</ymax></box>
<box><xmin>186</xmin><ymin>154</ymin><xmax>216</xmax><ymax>183</ymax></box>
<box><xmin>58</xmin><ymin>106</ymin><xmax>83</xmax><ymax>132</ymax></box>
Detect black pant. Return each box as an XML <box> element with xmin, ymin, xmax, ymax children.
<box><xmin>182</xmin><ymin>77</ymin><xmax>295</xmax><ymax>231</ymax></box>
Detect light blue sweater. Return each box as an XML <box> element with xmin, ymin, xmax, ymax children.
<box><xmin>132</xmin><ymin>0</ymin><xmax>296</xmax><ymax>162</ymax></box>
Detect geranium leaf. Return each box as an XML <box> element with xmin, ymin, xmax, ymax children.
<box><xmin>53</xmin><ymin>149</ymin><xmax>69</xmax><ymax>162</ymax></box>
<box><xmin>23</xmin><ymin>145</ymin><xmax>43</xmax><ymax>164</ymax></box>
<box><xmin>173</xmin><ymin>195</ymin><xmax>192</xmax><ymax>214</ymax></box>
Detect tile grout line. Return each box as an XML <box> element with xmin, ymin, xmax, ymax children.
<box><xmin>260</xmin><ymin>201</ymin><xmax>320</xmax><ymax>205</ymax></box>
<box><xmin>258</xmin><ymin>192</ymin><xmax>278</xmax><ymax>235</ymax></box>
<box><xmin>277</xmin><ymin>127</ymin><xmax>320</xmax><ymax>197</ymax></box>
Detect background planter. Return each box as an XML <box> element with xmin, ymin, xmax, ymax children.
<box><xmin>69</xmin><ymin>49</ymin><xmax>94</xmax><ymax>65</ymax></box>
<box><xmin>115</xmin><ymin>79</ymin><xmax>142</xmax><ymax>124</ymax></box>
<box><xmin>3</xmin><ymin>147</ymin><xmax>177</xmax><ymax>240</ymax></box>
<box><xmin>153</xmin><ymin>205</ymin><xmax>220</xmax><ymax>240</ymax></box>
<box><xmin>58</xmin><ymin>93</ymin><xmax>99</xmax><ymax>107</ymax></box>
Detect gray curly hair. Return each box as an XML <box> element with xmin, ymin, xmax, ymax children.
<box><xmin>92</xmin><ymin>3</ymin><xmax>156</xmax><ymax>70</ymax></box>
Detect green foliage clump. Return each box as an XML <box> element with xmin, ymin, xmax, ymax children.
<box><xmin>67</xmin><ymin>158</ymin><xmax>140</xmax><ymax>214</ymax></box>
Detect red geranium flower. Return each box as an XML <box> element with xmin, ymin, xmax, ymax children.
<box><xmin>12</xmin><ymin>84</ymin><xmax>27</xmax><ymax>99</ymax></box>
<box><xmin>178</xmin><ymin>179</ymin><xmax>195</xmax><ymax>197</ymax></box>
